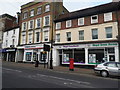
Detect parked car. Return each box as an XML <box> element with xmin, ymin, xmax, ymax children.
<box><xmin>94</xmin><ymin>61</ymin><xmax>120</xmax><ymax>77</ymax></box>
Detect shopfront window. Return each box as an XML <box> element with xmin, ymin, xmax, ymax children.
<box><xmin>88</xmin><ymin>49</ymin><xmax>104</xmax><ymax>64</ymax></box>
<box><xmin>74</xmin><ymin>49</ymin><xmax>85</xmax><ymax>63</ymax></box>
<box><xmin>26</xmin><ymin>52</ymin><xmax>32</xmax><ymax>61</ymax></box>
<box><xmin>63</xmin><ymin>49</ymin><xmax>72</xmax><ymax>63</ymax></box>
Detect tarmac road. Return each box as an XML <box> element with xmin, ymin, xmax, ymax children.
<box><xmin>2</xmin><ymin>61</ymin><xmax>120</xmax><ymax>89</ymax></box>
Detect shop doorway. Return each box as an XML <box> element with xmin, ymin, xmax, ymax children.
<box><xmin>108</xmin><ymin>54</ymin><xmax>115</xmax><ymax>61</ymax></box>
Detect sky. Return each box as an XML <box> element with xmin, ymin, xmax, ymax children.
<box><xmin>0</xmin><ymin>0</ymin><xmax>112</xmax><ymax>17</ymax></box>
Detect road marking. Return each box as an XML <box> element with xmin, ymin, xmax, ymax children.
<box><xmin>37</xmin><ymin>73</ymin><xmax>90</xmax><ymax>85</ymax></box>
<box><xmin>2</xmin><ymin>68</ymin><xmax>22</xmax><ymax>73</ymax></box>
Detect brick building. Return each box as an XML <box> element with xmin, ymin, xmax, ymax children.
<box><xmin>53</xmin><ymin>2</ymin><xmax>120</xmax><ymax>66</ymax></box>
<box><xmin>16</xmin><ymin>1</ymin><xmax>68</xmax><ymax>66</ymax></box>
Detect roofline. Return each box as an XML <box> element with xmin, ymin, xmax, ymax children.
<box><xmin>54</xmin><ymin>2</ymin><xmax>120</xmax><ymax>22</ymax></box>
<box><xmin>4</xmin><ymin>26</ymin><xmax>20</xmax><ymax>32</ymax></box>
<box><xmin>0</xmin><ymin>13</ymin><xmax>16</xmax><ymax>19</ymax></box>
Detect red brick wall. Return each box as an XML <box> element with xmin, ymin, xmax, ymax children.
<box><xmin>56</xmin><ymin>11</ymin><xmax>119</xmax><ymax>31</ymax></box>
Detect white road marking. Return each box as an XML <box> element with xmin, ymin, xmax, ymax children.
<box><xmin>37</xmin><ymin>73</ymin><xmax>90</xmax><ymax>85</ymax></box>
<box><xmin>2</xmin><ymin>68</ymin><xmax>22</xmax><ymax>73</ymax></box>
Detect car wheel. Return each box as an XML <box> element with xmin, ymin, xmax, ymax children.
<box><xmin>101</xmin><ymin>71</ymin><xmax>108</xmax><ymax>77</ymax></box>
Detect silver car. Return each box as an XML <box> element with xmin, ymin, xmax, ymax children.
<box><xmin>94</xmin><ymin>61</ymin><xmax>120</xmax><ymax>77</ymax></box>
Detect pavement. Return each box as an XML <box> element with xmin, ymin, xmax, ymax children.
<box><xmin>2</xmin><ymin>61</ymin><xmax>95</xmax><ymax>76</ymax></box>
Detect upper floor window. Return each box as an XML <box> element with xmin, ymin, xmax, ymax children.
<box><xmin>66</xmin><ymin>32</ymin><xmax>71</xmax><ymax>41</ymax></box>
<box><xmin>104</xmin><ymin>12</ymin><xmax>112</xmax><ymax>22</ymax></box>
<box><xmin>45</xmin><ymin>4</ymin><xmax>50</xmax><ymax>12</ymax></box>
<box><xmin>35</xmin><ymin>32</ymin><xmax>40</xmax><ymax>43</ymax></box>
<box><xmin>22</xmin><ymin>34</ymin><xmax>26</xmax><ymax>44</ymax></box>
<box><xmin>29</xmin><ymin>20</ymin><xmax>34</xmax><ymax>29</ymax></box>
<box><xmin>79</xmin><ymin>30</ymin><xmax>84</xmax><ymax>40</ymax></box>
<box><xmin>23</xmin><ymin>12</ymin><xmax>28</xmax><ymax>19</ymax></box>
<box><xmin>92</xmin><ymin>28</ymin><xmax>98</xmax><ymax>40</ymax></box>
<box><xmin>7</xmin><ymin>32</ymin><xmax>8</xmax><ymax>36</ymax></box>
<box><xmin>91</xmin><ymin>15</ymin><xmax>98</xmax><ymax>24</ymax></box>
<box><xmin>37</xmin><ymin>7</ymin><xmax>42</xmax><ymax>15</ymax></box>
<box><xmin>30</xmin><ymin>9</ymin><xmax>34</xmax><ymax>17</ymax></box>
<box><xmin>56</xmin><ymin>22</ymin><xmax>61</xmax><ymax>29</ymax></box>
<box><xmin>28</xmin><ymin>33</ymin><xmax>33</xmax><ymax>43</ymax></box>
<box><xmin>6</xmin><ymin>40</ymin><xmax>8</xmax><ymax>47</ymax></box>
<box><xmin>44</xmin><ymin>15</ymin><xmax>50</xmax><ymax>26</ymax></box>
<box><xmin>56</xmin><ymin>34</ymin><xmax>60</xmax><ymax>42</ymax></box>
<box><xmin>105</xmin><ymin>27</ymin><xmax>112</xmax><ymax>38</ymax></box>
<box><xmin>66</xmin><ymin>20</ymin><xmax>72</xmax><ymax>28</ymax></box>
<box><xmin>22</xmin><ymin>22</ymin><xmax>27</xmax><ymax>31</ymax></box>
<box><xmin>13</xmin><ymin>30</ymin><xmax>15</xmax><ymax>34</ymax></box>
<box><xmin>78</xmin><ymin>18</ymin><xmax>84</xmax><ymax>26</ymax></box>
<box><xmin>36</xmin><ymin>18</ymin><xmax>42</xmax><ymax>28</ymax></box>
<box><xmin>12</xmin><ymin>39</ymin><xmax>15</xmax><ymax>45</ymax></box>
<box><xmin>43</xmin><ymin>31</ymin><xmax>49</xmax><ymax>42</ymax></box>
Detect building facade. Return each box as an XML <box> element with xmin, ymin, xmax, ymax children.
<box><xmin>2</xmin><ymin>27</ymin><xmax>20</xmax><ymax>62</ymax></box>
<box><xmin>53</xmin><ymin>2</ymin><xmax>120</xmax><ymax>66</ymax></box>
<box><xmin>16</xmin><ymin>1</ymin><xmax>68</xmax><ymax>66</ymax></box>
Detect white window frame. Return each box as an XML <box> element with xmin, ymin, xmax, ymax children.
<box><xmin>66</xmin><ymin>20</ymin><xmax>72</xmax><ymax>28</ymax></box>
<box><xmin>22</xmin><ymin>33</ymin><xmax>26</xmax><ymax>44</ymax></box>
<box><xmin>28</xmin><ymin>32</ymin><xmax>33</xmax><ymax>44</ymax></box>
<box><xmin>23</xmin><ymin>12</ymin><xmax>27</xmax><ymax>19</ymax></box>
<box><xmin>43</xmin><ymin>15</ymin><xmax>50</xmax><ymax>26</ymax></box>
<box><xmin>43</xmin><ymin>28</ymin><xmax>49</xmax><ymax>42</ymax></box>
<box><xmin>79</xmin><ymin>30</ymin><xmax>84</xmax><ymax>40</ymax></box>
<box><xmin>56</xmin><ymin>33</ymin><xmax>60</xmax><ymax>42</ymax></box>
<box><xmin>78</xmin><ymin>18</ymin><xmax>84</xmax><ymax>26</ymax></box>
<box><xmin>28</xmin><ymin>20</ymin><xmax>34</xmax><ymax>30</ymax></box>
<box><xmin>30</xmin><ymin>9</ymin><xmax>34</xmax><ymax>17</ymax></box>
<box><xmin>22</xmin><ymin>22</ymin><xmax>27</xmax><ymax>31</ymax></box>
<box><xmin>66</xmin><ymin>32</ymin><xmax>71</xmax><ymax>41</ymax></box>
<box><xmin>35</xmin><ymin>30</ymin><xmax>41</xmax><ymax>43</ymax></box>
<box><xmin>56</xmin><ymin>22</ymin><xmax>61</xmax><ymax>29</ymax></box>
<box><xmin>92</xmin><ymin>28</ymin><xmax>98</xmax><ymax>40</ymax></box>
<box><xmin>104</xmin><ymin>12</ymin><xmax>112</xmax><ymax>22</ymax></box>
<box><xmin>35</xmin><ymin>18</ymin><xmax>42</xmax><ymax>28</ymax></box>
<box><xmin>45</xmin><ymin>4</ymin><xmax>50</xmax><ymax>12</ymax></box>
<box><xmin>37</xmin><ymin>7</ymin><xmax>42</xmax><ymax>15</ymax></box>
<box><xmin>91</xmin><ymin>15</ymin><xmax>98</xmax><ymax>24</ymax></box>
<box><xmin>105</xmin><ymin>27</ymin><xmax>112</xmax><ymax>39</ymax></box>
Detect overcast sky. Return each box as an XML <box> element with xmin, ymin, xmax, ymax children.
<box><xmin>0</xmin><ymin>0</ymin><xmax>112</xmax><ymax>16</ymax></box>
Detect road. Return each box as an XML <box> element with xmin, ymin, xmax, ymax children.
<box><xmin>2</xmin><ymin>62</ymin><xmax>120</xmax><ymax>89</ymax></box>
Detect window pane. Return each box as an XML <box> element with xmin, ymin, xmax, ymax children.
<box><xmin>105</xmin><ymin>27</ymin><xmax>112</xmax><ymax>38</ymax></box>
<box><xmin>79</xmin><ymin>30</ymin><xmax>84</xmax><ymax>40</ymax></box>
<box><xmin>92</xmin><ymin>29</ymin><xmax>98</xmax><ymax>39</ymax></box>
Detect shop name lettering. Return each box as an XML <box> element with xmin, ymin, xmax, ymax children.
<box><xmin>63</xmin><ymin>45</ymin><xmax>79</xmax><ymax>47</ymax></box>
<box><xmin>25</xmin><ymin>46</ymin><xmax>36</xmax><ymax>48</ymax></box>
<box><xmin>92</xmin><ymin>43</ymin><xmax>118</xmax><ymax>47</ymax></box>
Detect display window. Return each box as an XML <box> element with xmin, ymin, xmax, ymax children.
<box><xmin>26</xmin><ymin>52</ymin><xmax>32</xmax><ymax>61</ymax></box>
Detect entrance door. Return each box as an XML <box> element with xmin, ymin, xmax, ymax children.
<box><xmin>109</xmin><ymin>55</ymin><xmax>115</xmax><ymax>61</ymax></box>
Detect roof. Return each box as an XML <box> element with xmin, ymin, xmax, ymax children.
<box><xmin>54</xmin><ymin>2</ymin><xmax>120</xmax><ymax>22</ymax></box>
<box><xmin>0</xmin><ymin>14</ymin><xmax>16</xmax><ymax>20</ymax></box>
<box><xmin>4</xmin><ymin>26</ymin><xmax>20</xmax><ymax>32</ymax></box>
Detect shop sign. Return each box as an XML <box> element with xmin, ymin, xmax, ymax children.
<box><xmin>25</xmin><ymin>44</ymin><xmax>43</xmax><ymax>49</ymax></box>
<box><xmin>58</xmin><ymin>45</ymin><xmax>85</xmax><ymax>49</ymax></box>
<box><xmin>91</xmin><ymin>43</ymin><xmax>118</xmax><ymax>47</ymax></box>
<box><xmin>6</xmin><ymin>49</ymin><xmax>16</xmax><ymax>52</ymax></box>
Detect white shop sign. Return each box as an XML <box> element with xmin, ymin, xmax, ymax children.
<box><xmin>55</xmin><ymin>42</ymin><xmax>118</xmax><ymax>49</ymax></box>
<box><xmin>25</xmin><ymin>44</ymin><xmax>43</xmax><ymax>49</ymax></box>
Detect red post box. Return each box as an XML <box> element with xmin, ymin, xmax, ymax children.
<box><xmin>69</xmin><ymin>58</ymin><xmax>74</xmax><ymax>71</ymax></box>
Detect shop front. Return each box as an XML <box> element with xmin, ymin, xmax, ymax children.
<box><xmin>23</xmin><ymin>44</ymin><xmax>50</xmax><ymax>63</ymax></box>
<box><xmin>2</xmin><ymin>48</ymin><xmax>17</xmax><ymax>62</ymax></box>
<box><xmin>53</xmin><ymin>42</ymin><xmax>119</xmax><ymax>66</ymax></box>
